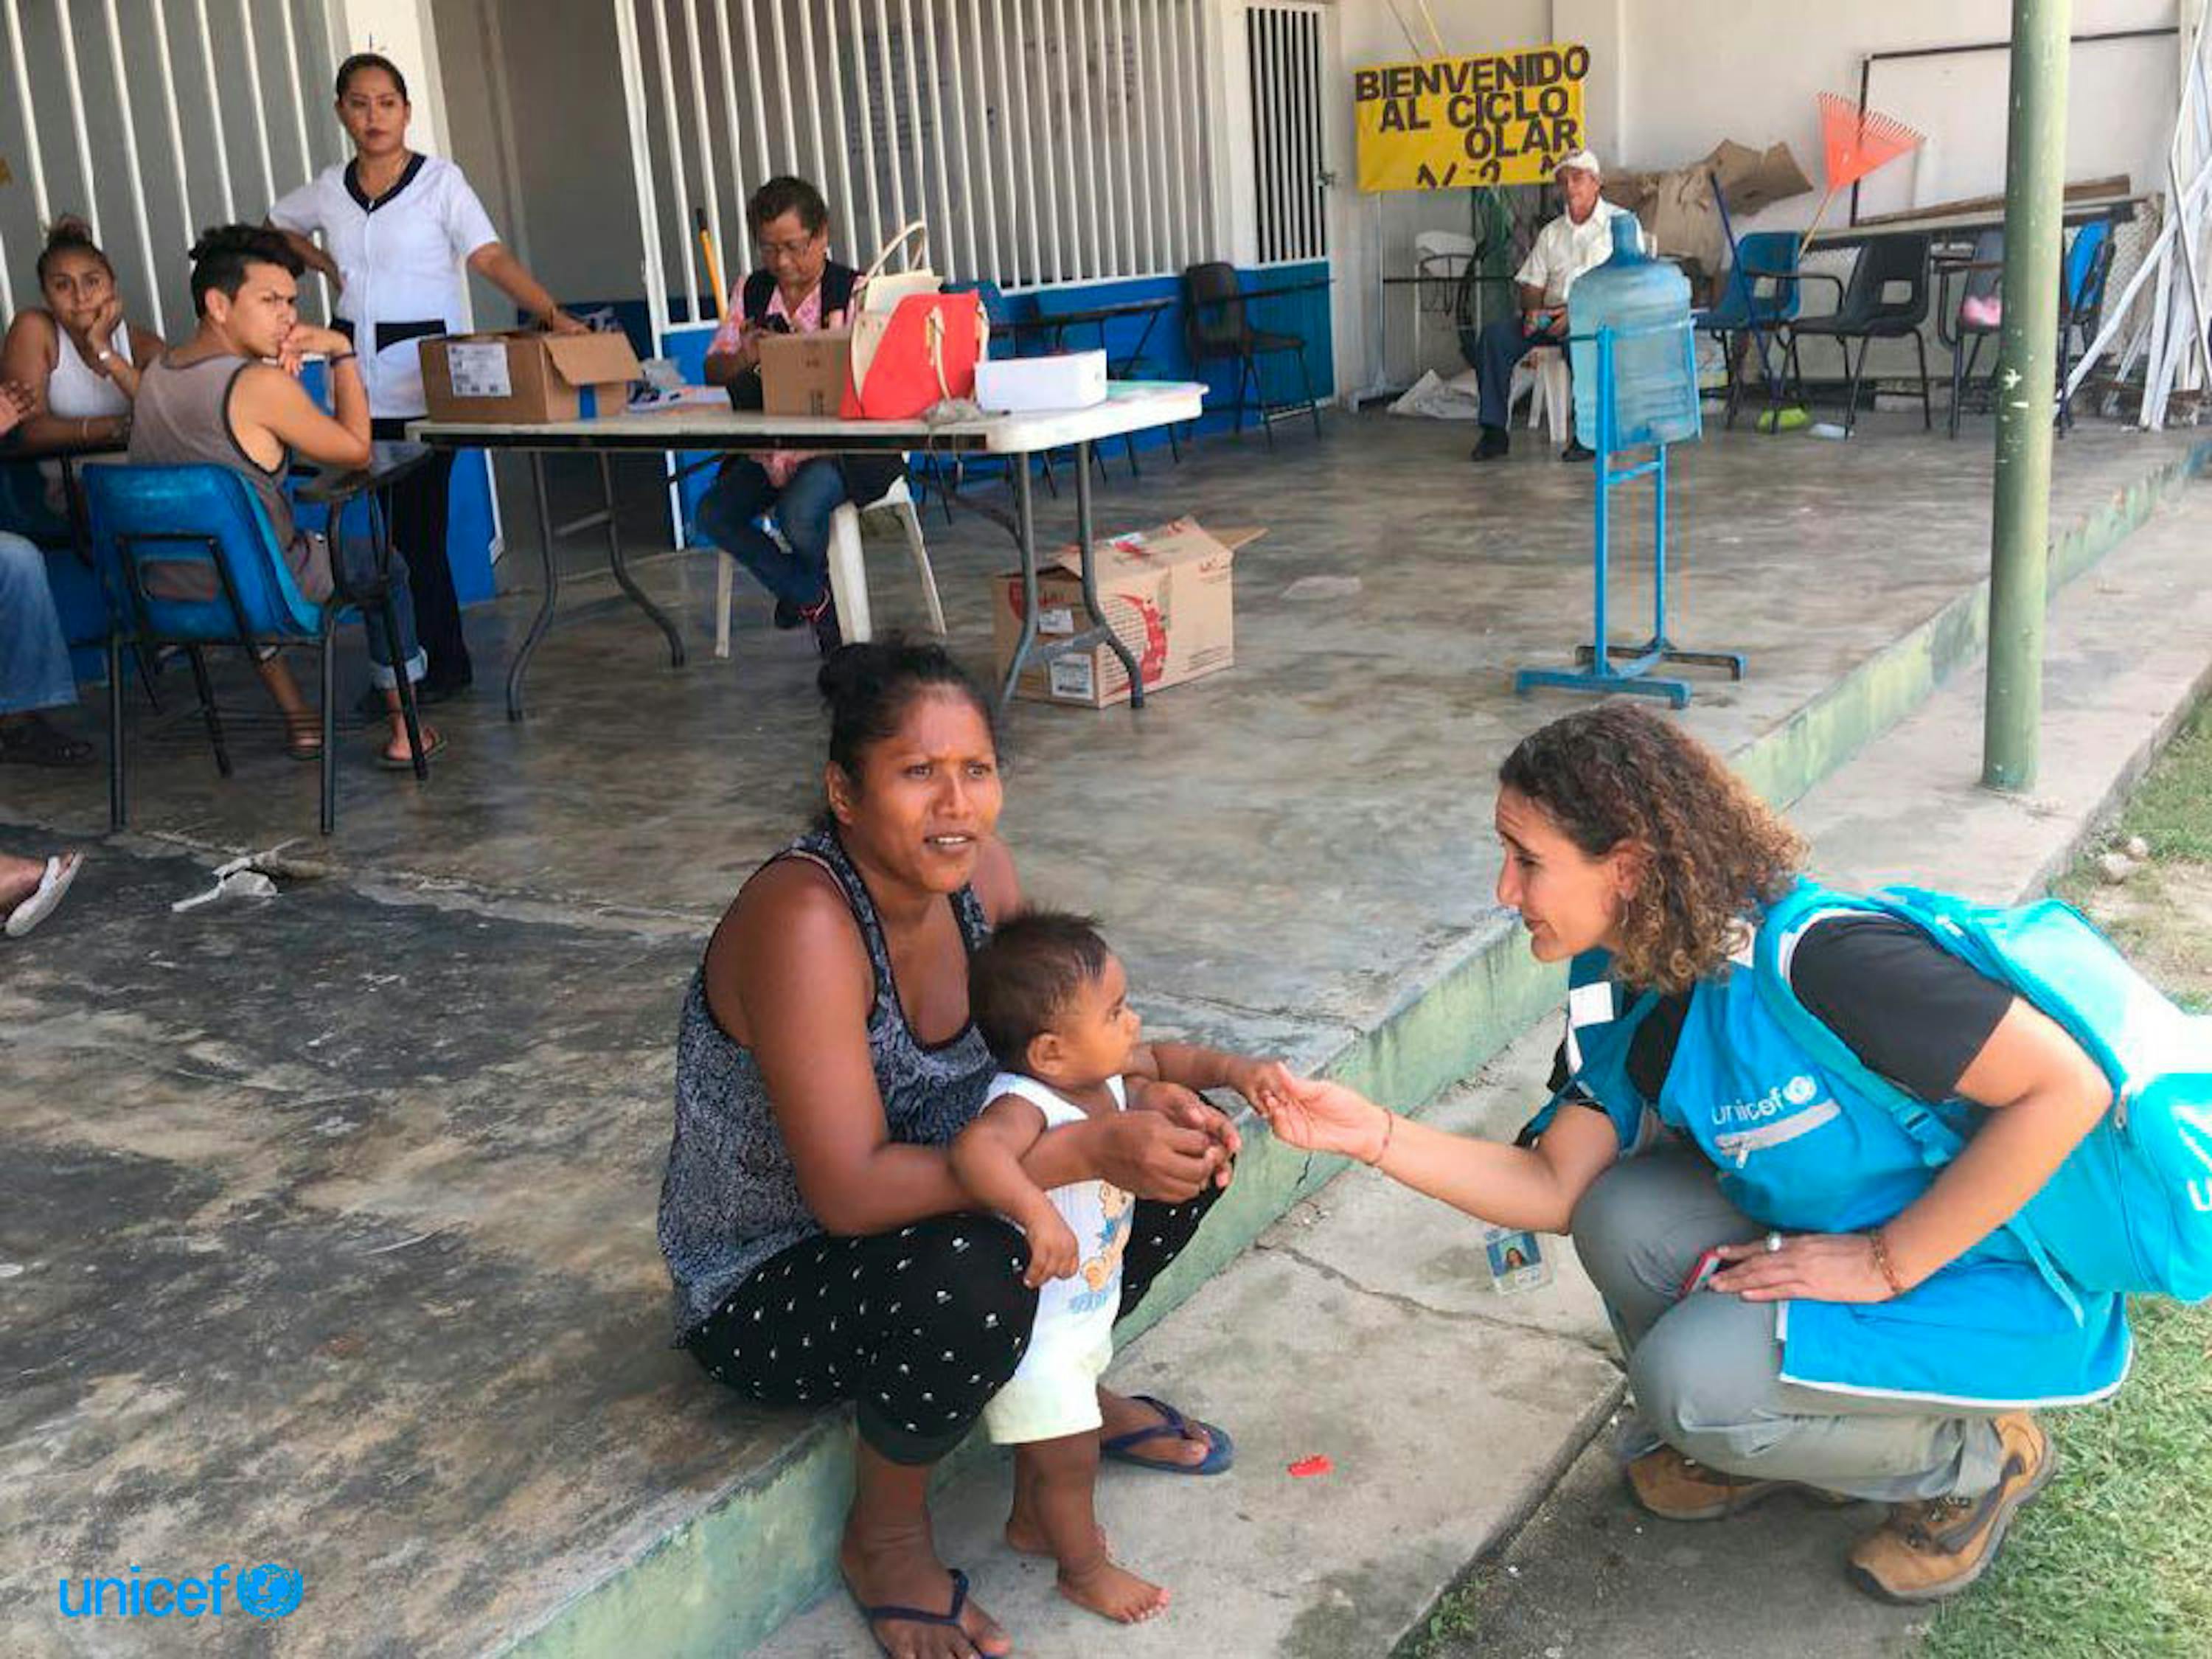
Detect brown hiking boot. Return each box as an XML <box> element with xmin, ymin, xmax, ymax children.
<box><xmin>1846</xmin><ymin>1413</ymin><xmax>2056</xmax><ymax>1604</ymax></box>
<box><xmin>1627</xmin><ymin>1445</ymin><xmax>1825</xmax><ymax>1521</ymax></box>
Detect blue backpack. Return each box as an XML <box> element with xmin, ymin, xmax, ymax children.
<box><xmin>1754</xmin><ymin>882</ymin><xmax>2212</xmax><ymax>1307</ymax></box>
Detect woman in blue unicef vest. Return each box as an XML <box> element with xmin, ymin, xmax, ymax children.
<box><xmin>1257</xmin><ymin>703</ymin><xmax>2125</xmax><ymax>1607</ymax></box>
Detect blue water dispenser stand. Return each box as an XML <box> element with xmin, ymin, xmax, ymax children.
<box><xmin>1513</xmin><ymin>318</ymin><xmax>1746</xmax><ymax>707</ymax></box>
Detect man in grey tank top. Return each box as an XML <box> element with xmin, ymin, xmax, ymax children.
<box><xmin>127</xmin><ymin>224</ymin><xmax>440</xmax><ymax>768</ymax></box>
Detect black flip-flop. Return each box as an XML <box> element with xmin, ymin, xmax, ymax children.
<box><xmin>849</xmin><ymin>1565</ymin><xmax>989</xmax><ymax>1659</ymax></box>
<box><xmin>1100</xmin><ymin>1393</ymin><xmax>1235</xmax><ymax>1475</ymax></box>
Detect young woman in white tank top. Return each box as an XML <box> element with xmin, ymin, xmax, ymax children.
<box><xmin>0</xmin><ymin>218</ymin><xmax>162</xmax><ymax>529</ymax></box>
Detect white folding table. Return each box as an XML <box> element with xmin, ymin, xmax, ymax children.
<box><xmin>411</xmin><ymin>381</ymin><xmax>1205</xmax><ymax>719</ymax></box>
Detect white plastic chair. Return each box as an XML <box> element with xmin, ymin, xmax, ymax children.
<box><xmin>712</xmin><ymin>475</ymin><xmax>945</xmax><ymax>658</ymax></box>
<box><xmin>1507</xmin><ymin>345</ymin><xmax>1573</xmax><ymax>445</ymax></box>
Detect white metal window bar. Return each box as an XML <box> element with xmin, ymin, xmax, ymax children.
<box><xmin>0</xmin><ymin>0</ymin><xmax>338</xmax><ymax>335</ymax></box>
<box><xmin>616</xmin><ymin>0</ymin><xmax>1217</xmax><ymax>354</ymax></box>
<box><xmin>1247</xmin><ymin>1</ymin><xmax>1326</xmax><ymax>265</ymax></box>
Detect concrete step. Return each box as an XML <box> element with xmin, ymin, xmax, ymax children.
<box><xmin>751</xmin><ymin>479</ymin><xmax>2212</xmax><ymax>1658</ymax></box>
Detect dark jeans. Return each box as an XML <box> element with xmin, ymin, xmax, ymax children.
<box><xmin>371</xmin><ymin>420</ymin><xmax>465</xmax><ymax>685</ymax></box>
<box><xmin>695</xmin><ymin>455</ymin><xmax>851</xmax><ymax>611</ymax></box>
<box><xmin>684</xmin><ymin>1178</ymin><xmax>1223</xmax><ymax>1465</ymax></box>
<box><xmin>1475</xmin><ymin>316</ymin><xmax>1568</xmax><ymax>431</ymax></box>
<box><xmin>324</xmin><ymin>529</ymin><xmax>425</xmax><ymax>689</ymax></box>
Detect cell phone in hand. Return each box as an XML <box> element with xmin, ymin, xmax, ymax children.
<box><xmin>1679</xmin><ymin>1245</ymin><xmax>1726</xmax><ymax>1298</ymax></box>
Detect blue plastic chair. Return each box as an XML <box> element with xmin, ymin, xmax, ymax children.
<box><xmin>1695</xmin><ymin>230</ymin><xmax>1800</xmax><ymax>429</ymax></box>
<box><xmin>83</xmin><ymin>461</ymin><xmax>422</xmax><ymax>835</ymax></box>
<box><xmin>2058</xmin><ymin>219</ymin><xmax>2115</xmax><ymax>434</ymax></box>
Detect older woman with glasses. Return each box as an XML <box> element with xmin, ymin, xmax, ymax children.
<box><xmin>695</xmin><ymin>175</ymin><xmax>903</xmax><ymax>657</ymax></box>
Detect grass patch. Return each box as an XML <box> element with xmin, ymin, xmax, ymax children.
<box><xmin>1927</xmin><ymin>695</ymin><xmax>2212</xmax><ymax>1659</ymax></box>
<box><xmin>2098</xmin><ymin>703</ymin><xmax>2212</xmax><ymax>864</ymax></box>
<box><xmin>1925</xmin><ymin>1299</ymin><xmax>2212</xmax><ymax>1658</ymax></box>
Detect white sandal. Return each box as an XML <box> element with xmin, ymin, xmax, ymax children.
<box><xmin>5</xmin><ymin>852</ymin><xmax>82</xmax><ymax>938</ymax></box>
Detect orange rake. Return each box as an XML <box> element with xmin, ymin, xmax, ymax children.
<box><xmin>1800</xmin><ymin>92</ymin><xmax>1925</xmax><ymax>257</ymax></box>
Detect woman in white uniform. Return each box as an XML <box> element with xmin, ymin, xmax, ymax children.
<box><xmin>267</xmin><ymin>51</ymin><xmax>582</xmax><ymax>700</ymax></box>
<box><xmin>0</xmin><ymin>217</ymin><xmax>165</xmax><ymax>537</ymax></box>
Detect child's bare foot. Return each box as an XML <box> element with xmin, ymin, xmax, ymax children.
<box><xmin>1057</xmin><ymin>1558</ymin><xmax>1169</xmax><ymax>1624</ymax></box>
<box><xmin>1004</xmin><ymin>1508</ymin><xmax>1105</xmax><ymax>1559</ymax></box>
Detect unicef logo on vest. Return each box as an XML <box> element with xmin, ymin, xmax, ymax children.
<box><xmin>1713</xmin><ymin>1074</ymin><xmax>1825</xmax><ymax>1127</ymax></box>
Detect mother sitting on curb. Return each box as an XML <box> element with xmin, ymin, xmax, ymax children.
<box><xmin>660</xmin><ymin>638</ymin><xmax>1282</xmax><ymax>1659</ymax></box>
<box><xmin>1260</xmin><ymin>704</ymin><xmax>2126</xmax><ymax>1607</ymax></box>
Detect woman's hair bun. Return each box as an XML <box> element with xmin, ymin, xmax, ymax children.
<box><xmin>815</xmin><ymin>633</ymin><xmax>995</xmax><ymax>778</ymax></box>
<box><xmin>44</xmin><ymin>214</ymin><xmax>97</xmax><ymax>249</ymax></box>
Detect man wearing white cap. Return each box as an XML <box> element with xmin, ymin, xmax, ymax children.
<box><xmin>1470</xmin><ymin>149</ymin><xmax>1635</xmax><ymax>464</ymax></box>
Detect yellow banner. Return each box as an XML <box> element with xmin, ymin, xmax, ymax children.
<box><xmin>1354</xmin><ymin>45</ymin><xmax>1590</xmax><ymax>193</ymax></box>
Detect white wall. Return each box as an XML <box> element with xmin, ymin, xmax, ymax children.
<box><xmin>1322</xmin><ymin>0</ymin><xmax>2184</xmax><ymax>392</ymax></box>
<box><xmin>1616</xmin><ymin>0</ymin><xmax>2180</xmax><ymax>235</ymax></box>
<box><xmin>427</xmin><ymin>0</ymin><xmax>641</xmax><ymax>316</ymax></box>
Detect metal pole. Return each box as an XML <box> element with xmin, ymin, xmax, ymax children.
<box><xmin>1593</xmin><ymin>328</ymin><xmax>1613</xmax><ymax>675</ymax></box>
<box><xmin>1983</xmin><ymin>0</ymin><xmax>2071</xmax><ymax>790</ymax></box>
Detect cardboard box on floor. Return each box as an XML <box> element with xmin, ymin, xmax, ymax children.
<box><xmin>420</xmin><ymin>330</ymin><xmax>643</xmax><ymax>422</ymax></box>
<box><xmin>990</xmin><ymin>520</ymin><xmax>1262</xmax><ymax>708</ymax></box>
<box><xmin>759</xmin><ymin>328</ymin><xmax>855</xmax><ymax>416</ymax></box>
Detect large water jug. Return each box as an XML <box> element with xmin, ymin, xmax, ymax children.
<box><xmin>1569</xmin><ymin>214</ymin><xmax>1701</xmax><ymax>451</ymax></box>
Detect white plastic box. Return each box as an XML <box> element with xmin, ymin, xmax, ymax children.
<box><xmin>974</xmin><ymin>349</ymin><xmax>1108</xmax><ymax>413</ymax></box>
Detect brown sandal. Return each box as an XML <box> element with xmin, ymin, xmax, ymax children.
<box><xmin>283</xmin><ymin>714</ymin><xmax>324</xmax><ymax>762</ymax></box>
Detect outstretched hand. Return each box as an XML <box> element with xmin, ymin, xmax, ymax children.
<box><xmin>1251</xmin><ymin>1074</ymin><xmax>1389</xmax><ymax>1165</ymax></box>
<box><xmin>1228</xmin><ymin>1054</ymin><xmax>1298</xmax><ymax>1118</ymax></box>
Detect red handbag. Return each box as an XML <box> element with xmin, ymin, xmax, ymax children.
<box><xmin>840</xmin><ymin>222</ymin><xmax>989</xmax><ymax>420</ymax></box>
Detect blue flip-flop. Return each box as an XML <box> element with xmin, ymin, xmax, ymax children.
<box><xmin>850</xmin><ymin>1565</ymin><xmax>994</xmax><ymax>1658</ymax></box>
<box><xmin>1100</xmin><ymin>1392</ymin><xmax>1235</xmax><ymax>1475</ymax></box>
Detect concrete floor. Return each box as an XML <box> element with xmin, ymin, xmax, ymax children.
<box><xmin>0</xmin><ymin>408</ymin><xmax>2200</xmax><ymax>1657</ymax></box>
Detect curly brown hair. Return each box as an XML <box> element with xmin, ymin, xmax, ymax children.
<box><xmin>1498</xmin><ymin>705</ymin><xmax>1805</xmax><ymax>994</ymax></box>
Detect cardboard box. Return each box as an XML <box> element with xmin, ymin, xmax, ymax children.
<box><xmin>420</xmin><ymin>330</ymin><xmax>642</xmax><ymax>422</ymax></box>
<box><xmin>975</xmin><ymin>350</ymin><xmax>1107</xmax><ymax>412</ymax></box>
<box><xmin>990</xmin><ymin>520</ymin><xmax>1259</xmax><ymax>708</ymax></box>
<box><xmin>759</xmin><ymin>327</ymin><xmax>855</xmax><ymax>416</ymax></box>
<box><xmin>1601</xmin><ymin>139</ymin><xmax>1812</xmax><ymax>285</ymax></box>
